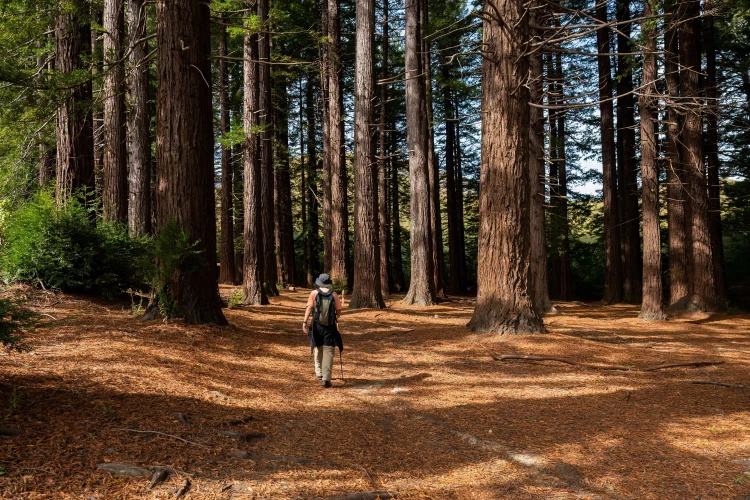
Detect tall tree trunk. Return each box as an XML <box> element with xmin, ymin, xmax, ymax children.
<box><xmin>391</xmin><ymin>127</ymin><xmax>406</xmax><ymax>292</ymax></box>
<box><xmin>274</xmin><ymin>77</ymin><xmax>296</xmax><ymax>286</ymax></box>
<box><xmin>639</xmin><ymin>2</ymin><xmax>665</xmax><ymax>320</ymax></box>
<box><xmin>154</xmin><ymin>0</ymin><xmax>226</xmax><ymax>324</ymax></box>
<box><xmin>705</xmin><ymin>0</ymin><xmax>726</xmax><ymax>304</ymax></box>
<box><xmin>55</xmin><ymin>2</ymin><xmax>95</xmax><ymax>205</ymax></box>
<box><xmin>555</xmin><ymin>51</ymin><xmax>572</xmax><ymax>301</ymax></box>
<box><xmin>454</xmin><ymin>94</ymin><xmax>467</xmax><ymax>289</ymax></box>
<box><xmin>596</xmin><ymin>1</ymin><xmax>623</xmax><ymax>304</ymax></box>
<box><xmin>378</xmin><ymin>0</ymin><xmax>391</xmax><ymax>297</ymax></box>
<box><xmin>305</xmin><ymin>76</ymin><xmax>320</xmax><ymax>286</ymax></box>
<box><xmin>321</xmin><ymin>0</ymin><xmax>332</xmax><ymax>274</ymax></box>
<box><xmin>328</xmin><ymin>0</ymin><xmax>349</xmax><ymax>288</ymax></box>
<box><xmin>218</xmin><ymin>17</ymin><xmax>236</xmax><ymax>284</ymax></box>
<box><xmin>126</xmin><ymin>0</ymin><xmax>151</xmax><ymax>236</ymax></box>
<box><xmin>664</xmin><ymin>4</ymin><xmax>688</xmax><ymax>304</ymax></box>
<box><xmin>350</xmin><ymin>0</ymin><xmax>385</xmax><ymax>309</ymax></box>
<box><xmin>258</xmin><ymin>0</ymin><xmax>278</xmax><ymax>296</ymax></box>
<box><xmin>403</xmin><ymin>0</ymin><xmax>435</xmax><ymax>306</ymax></box>
<box><xmin>421</xmin><ymin>2</ymin><xmax>444</xmax><ymax>299</ymax></box>
<box><xmin>242</xmin><ymin>10</ymin><xmax>268</xmax><ymax>306</ymax></box>
<box><xmin>616</xmin><ymin>0</ymin><xmax>642</xmax><ymax>303</ymax></box>
<box><xmin>546</xmin><ymin>53</ymin><xmax>561</xmax><ymax>300</ymax></box>
<box><xmin>38</xmin><ymin>38</ymin><xmax>55</xmax><ymax>187</ymax></box>
<box><xmin>92</xmin><ymin>5</ymin><xmax>104</xmax><ymax>199</ymax></box>
<box><xmin>469</xmin><ymin>0</ymin><xmax>544</xmax><ymax>334</ymax></box>
<box><xmin>679</xmin><ymin>0</ymin><xmax>715</xmax><ymax>310</ymax></box>
<box><xmin>103</xmin><ymin>0</ymin><xmax>127</xmax><ymax>222</ymax></box>
<box><xmin>442</xmin><ymin>60</ymin><xmax>464</xmax><ymax>296</ymax></box>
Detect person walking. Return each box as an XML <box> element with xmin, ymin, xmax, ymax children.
<box><xmin>302</xmin><ymin>273</ymin><xmax>343</xmax><ymax>387</ymax></box>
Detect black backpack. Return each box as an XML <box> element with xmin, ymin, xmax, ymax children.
<box><xmin>313</xmin><ymin>290</ymin><xmax>336</xmax><ymax>327</ymax></box>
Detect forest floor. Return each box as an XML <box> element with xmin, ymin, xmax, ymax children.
<box><xmin>1</xmin><ymin>285</ymin><xmax>750</xmax><ymax>499</ymax></box>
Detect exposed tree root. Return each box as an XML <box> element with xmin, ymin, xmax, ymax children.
<box><xmin>174</xmin><ymin>479</ymin><xmax>190</xmax><ymax>499</ymax></box>
<box><xmin>685</xmin><ymin>380</ymin><xmax>750</xmax><ymax>389</ymax></box>
<box><xmin>114</xmin><ymin>428</ymin><xmax>211</xmax><ymax>449</ymax></box>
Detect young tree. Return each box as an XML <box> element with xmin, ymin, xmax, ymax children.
<box><xmin>327</xmin><ymin>0</ymin><xmax>349</xmax><ymax>287</ymax></box>
<box><xmin>218</xmin><ymin>17</ymin><xmax>236</xmax><ymax>285</ymax></box>
<box><xmin>596</xmin><ymin>0</ymin><xmax>623</xmax><ymax>304</ymax></box>
<box><xmin>153</xmin><ymin>0</ymin><xmax>226</xmax><ymax>324</ymax></box>
<box><xmin>103</xmin><ymin>0</ymin><xmax>127</xmax><ymax>222</ymax></box>
<box><xmin>468</xmin><ymin>0</ymin><xmax>544</xmax><ymax>334</ymax></box>
<box><xmin>403</xmin><ymin>0</ymin><xmax>435</xmax><ymax>306</ymax></box>
<box><xmin>55</xmin><ymin>1</ymin><xmax>95</xmax><ymax>205</ymax></box>
<box><xmin>639</xmin><ymin>2</ymin><xmax>665</xmax><ymax>320</ymax></box>
<box><xmin>679</xmin><ymin>0</ymin><xmax>715</xmax><ymax>310</ymax></box>
<box><xmin>350</xmin><ymin>0</ymin><xmax>385</xmax><ymax>309</ymax></box>
<box><xmin>126</xmin><ymin>0</ymin><xmax>151</xmax><ymax>236</ymax></box>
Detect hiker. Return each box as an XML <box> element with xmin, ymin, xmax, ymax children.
<box><xmin>302</xmin><ymin>273</ymin><xmax>343</xmax><ymax>388</ymax></box>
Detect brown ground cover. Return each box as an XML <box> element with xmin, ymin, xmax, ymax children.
<box><xmin>1</xmin><ymin>285</ymin><xmax>749</xmax><ymax>499</ymax></box>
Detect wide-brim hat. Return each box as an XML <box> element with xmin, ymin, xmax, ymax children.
<box><xmin>315</xmin><ymin>273</ymin><xmax>332</xmax><ymax>287</ymax></box>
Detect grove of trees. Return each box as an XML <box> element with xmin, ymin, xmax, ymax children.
<box><xmin>1</xmin><ymin>0</ymin><xmax>750</xmax><ymax>332</ymax></box>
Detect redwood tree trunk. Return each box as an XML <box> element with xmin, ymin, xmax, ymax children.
<box><xmin>274</xmin><ymin>77</ymin><xmax>296</xmax><ymax>286</ymax></box>
<box><xmin>350</xmin><ymin>0</ymin><xmax>385</xmax><ymax>309</ymax></box>
<box><xmin>154</xmin><ymin>0</ymin><xmax>226</xmax><ymax>324</ymax></box>
<box><xmin>328</xmin><ymin>0</ymin><xmax>349</xmax><ymax>288</ymax></box>
<box><xmin>555</xmin><ymin>51</ymin><xmax>572</xmax><ymax>302</ymax></box>
<box><xmin>546</xmin><ymin>53</ymin><xmax>560</xmax><ymax>299</ymax></box>
<box><xmin>103</xmin><ymin>0</ymin><xmax>127</xmax><ymax>222</ymax></box>
<box><xmin>391</xmin><ymin>127</ymin><xmax>406</xmax><ymax>292</ymax></box>
<box><xmin>665</xmin><ymin>7</ymin><xmax>688</xmax><ymax>304</ymax></box>
<box><xmin>55</xmin><ymin>2</ymin><xmax>95</xmax><ymax>205</ymax></box>
<box><xmin>705</xmin><ymin>0</ymin><xmax>726</xmax><ymax>304</ymax></box>
<box><xmin>126</xmin><ymin>0</ymin><xmax>151</xmax><ymax>236</ymax></box>
<box><xmin>242</xmin><ymin>12</ymin><xmax>268</xmax><ymax>306</ymax></box>
<box><xmin>218</xmin><ymin>18</ymin><xmax>236</xmax><ymax>285</ymax></box>
<box><xmin>468</xmin><ymin>0</ymin><xmax>544</xmax><ymax>334</ymax></box>
<box><xmin>378</xmin><ymin>0</ymin><xmax>392</xmax><ymax>297</ymax></box>
<box><xmin>639</xmin><ymin>3</ymin><xmax>665</xmax><ymax>320</ymax></box>
<box><xmin>403</xmin><ymin>0</ymin><xmax>435</xmax><ymax>306</ymax></box>
<box><xmin>596</xmin><ymin>1</ymin><xmax>623</xmax><ymax>304</ymax></box>
<box><xmin>305</xmin><ymin>76</ymin><xmax>320</xmax><ymax>286</ymax></box>
<box><xmin>616</xmin><ymin>0</ymin><xmax>642</xmax><ymax>303</ymax></box>
<box><xmin>454</xmin><ymin>95</ymin><xmax>467</xmax><ymax>288</ymax></box>
<box><xmin>321</xmin><ymin>2</ymin><xmax>332</xmax><ymax>274</ymax></box>
<box><xmin>679</xmin><ymin>0</ymin><xmax>715</xmax><ymax>310</ymax></box>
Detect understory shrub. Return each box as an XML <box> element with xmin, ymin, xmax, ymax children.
<box><xmin>0</xmin><ymin>192</ymin><xmax>148</xmax><ymax>296</ymax></box>
<box><xmin>0</xmin><ymin>292</ymin><xmax>36</xmax><ymax>350</ymax></box>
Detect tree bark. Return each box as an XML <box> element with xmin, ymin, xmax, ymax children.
<box><xmin>218</xmin><ymin>17</ymin><xmax>236</xmax><ymax>285</ymax></box>
<box><xmin>126</xmin><ymin>0</ymin><xmax>151</xmax><ymax>237</ymax></box>
<box><xmin>639</xmin><ymin>3</ymin><xmax>665</xmax><ymax>321</ymax></box>
<box><xmin>546</xmin><ymin>52</ymin><xmax>560</xmax><ymax>300</ymax></box>
<box><xmin>555</xmin><ymin>51</ymin><xmax>572</xmax><ymax>302</ymax></box>
<box><xmin>454</xmin><ymin>94</ymin><xmax>467</xmax><ymax>288</ymax></box>
<box><xmin>378</xmin><ymin>0</ymin><xmax>392</xmax><ymax>297</ymax></box>
<box><xmin>391</xmin><ymin>126</ymin><xmax>406</xmax><ymax>292</ymax></box>
<box><xmin>274</xmin><ymin>76</ymin><xmax>296</xmax><ymax>286</ymax></box>
<box><xmin>92</xmin><ymin>5</ymin><xmax>104</xmax><ymax>200</ymax></box>
<box><xmin>403</xmin><ymin>0</ymin><xmax>435</xmax><ymax>306</ymax></box>
<box><xmin>664</xmin><ymin>5</ymin><xmax>688</xmax><ymax>304</ymax></box>
<box><xmin>242</xmin><ymin>7</ymin><xmax>268</xmax><ymax>306</ymax></box>
<box><xmin>616</xmin><ymin>0</ymin><xmax>642</xmax><ymax>303</ymax></box>
<box><xmin>679</xmin><ymin>0</ymin><xmax>715</xmax><ymax>311</ymax></box>
<box><xmin>103</xmin><ymin>0</ymin><xmax>128</xmax><ymax>222</ymax></box>
<box><xmin>258</xmin><ymin>0</ymin><xmax>278</xmax><ymax>296</ymax></box>
<box><xmin>55</xmin><ymin>1</ymin><xmax>95</xmax><ymax>205</ymax></box>
<box><xmin>704</xmin><ymin>0</ymin><xmax>726</xmax><ymax>304</ymax></box>
<box><xmin>321</xmin><ymin>0</ymin><xmax>332</xmax><ymax>274</ymax></box>
<box><xmin>595</xmin><ymin>1</ymin><xmax>623</xmax><ymax>304</ymax></box>
<box><xmin>154</xmin><ymin>0</ymin><xmax>226</xmax><ymax>324</ymax></box>
<box><xmin>305</xmin><ymin>76</ymin><xmax>320</xmax><ymax>286</ymax></box>
<box><xmin>468</xmin><ymin>0</ymin><xmax>544</xmax><ymax>334</ymax></box>
<box><xmin>528</xmin><ymin>8</ymin><xmax>550</xmax><ymax>312</ymax></box>
<box><xmin>328</xmin><ymin>0</ymin><xmax>349</xmax><ymax>288</ymax></box>
<box><xmin>350</xmin><ymin>0</ymin><xmax>385</xmax><ymax>309</ymax></box>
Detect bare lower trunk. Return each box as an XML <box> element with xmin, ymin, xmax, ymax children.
<box><xmin>680</xmin><ymin>0</ymin><xmax>715</xmax><ymax>311</ymax></box>
<box><xmin>547</xmin><ymin>53</ymin><xmax>560</xmax><ymax>299</ymax></box>
<box><xmin>218</xmin><ymin>18</ymin><xmax>235</xmax><ymax>285</ymax></box>
<box><xmin>126</xmin><ymin>0</ymin><xmax>151</xmax><ymax>237</ymax></box>
<box><xmin>274</xmin><ymin>77</ymin><xmax>296</xmax><ymax>286</ymax></box>
<box><xmin>443</xmin><ymin>61</ymin><xmax>464</xmax><ymax>296</ymax></box>
<box><xmin>639</xmin><ymin>2</ymin><xmax>665</xmax><ymax>321</ymax></box>
<box><xmin>468</xmin><ymin>0</ymin><xmax>544</xmax><ymax>334</ymax></box>
<box><xmin>242</xmin><ymin>16</ymin><xmax>268</xmax><ymax>306</ymax></box>
<box><xmin>350</xmin><ymin>0</ymin><xmax>384</xmax><ymax>309</ymax></box>
<box><xmin>596</xmin><ymin>2</ymin><xmax>623</xmax><ymax>304</ymax></box>
<box><xmin>55</xmin><ymin>4</ymin><xmax>95</xmax><ymax>205</ymax></box>
<box><xmin>103</xmin><ymin>0</ymin><xmax>127</xmax><ymax>222</ymax></box>
<box><xmin>154</xmin><ymin>0</ymin><xmax>226</xmax><ymax>324</ymax></box>
<box><xmin>555</xmin><ymin>51</ymin><xmax>572</xmax><ymax>302</ymax></box>
<box><xmin>378</xmin><ymin>0</ymin><xmax>391</xmax><ymax>297</ymax></box>
<box><xmin>403</xmin><ymin>0</ymin><xmax>435</xmax><ymax>306</ymax></box>
<box><xmin>391</xmin><ymin>128</ymin><xmax>406</xmax><ymax>292</ymax></box>
<box><xmin>305</xmin><ymin>76</ymin><xmax>320</xmax><ymax>286</ymax></box>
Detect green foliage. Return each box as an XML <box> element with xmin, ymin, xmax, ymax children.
<box><xmin>227</xmin><ymin>290</ymin><xmax>244</xmax><ymax>309</ymax></box>
<box><xmin>0</xmin><ymin>192</ymin><xmax>148</xmax><ymax>297</ymax></box>
<box><xmin>139</xmin><ymin>222</ymin><xmax>204</xmax><ymax>319</ymax></box>
<box><xmin>0</xmin><ymin>293</ymin><xmax>35</xmax><ymax>350</ymax></box>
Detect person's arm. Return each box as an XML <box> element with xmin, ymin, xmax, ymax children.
<box><xmin>302</xmin><ymin>292</ymin><xmax>316</xmax><ymax>333</ymax></box>
<box><xmin>334</xmin><ymin>292</ymin><xmax>343</xmax><ymax>316</ymax></box>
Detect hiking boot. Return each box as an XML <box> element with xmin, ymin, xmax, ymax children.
<box><xmin>316</xmin><ymin>375</ymin><xmax>322</xmax><ymax>380</ymax></box>
<box><xmin>322</xmin><ymin>380</ymin><xmax>332</xmax><ymax>388</ymax></box>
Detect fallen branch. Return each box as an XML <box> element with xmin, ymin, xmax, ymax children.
<box><xmin>684</xmin><ymin>380</ymin><xmax>750</xmax><ymax>389</ymax></box>
<box><xmin>149</xmin><ymin>468</ymin><xmax>169</xmax><ymax>489</ymax></box>
<box><xmin>328</xmin><ymin>491</ymin><xmax>397</xmax><ymax>500</ymax></box>
<box><xmin>174</xmin><ymin>479</ymin><xmax>191</xmax><ymax>499</ymax></box>
<box><xmin>486</xmin><ymin>351</ymin><xmax>724</xmax><ymax>372</ymax></box>
<box><xmin>114</xmin><ymin>429</ymin><xmax>211</xmax><ymax>449</ymax></box>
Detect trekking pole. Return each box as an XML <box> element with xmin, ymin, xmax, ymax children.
<box><xmin>339</xmin><ymin>350</ymin><xmax>345</xmax><ymax>382</ymax></box>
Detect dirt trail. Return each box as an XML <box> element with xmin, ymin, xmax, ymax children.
<box><xmin>1</xmin><ymin>287</ymin><xmax>749</xmax><ymax>499</ymax></box>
